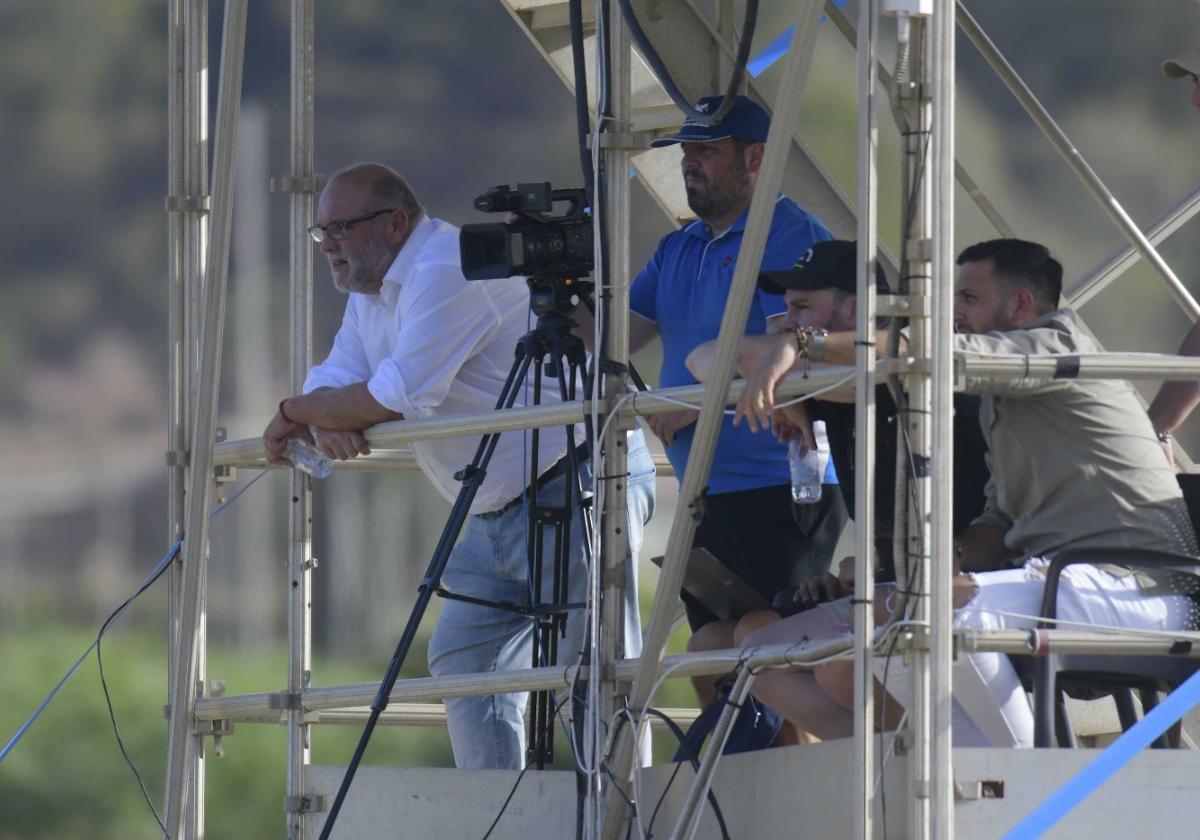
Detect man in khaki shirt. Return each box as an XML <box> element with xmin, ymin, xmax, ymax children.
<box><xmin>729</xmin><ymin>238</ymin><xmax>1199</xmax><ymax>747</ymax></box>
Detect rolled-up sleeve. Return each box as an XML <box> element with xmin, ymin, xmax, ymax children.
<box><xmin>366</xmin><ymin>262</ymin><xmax>498</xmax><ymax>418</ymax></box>
<box><xmin>303</xmin><ymin>303</ymin><xmax>372</xmax><ymax>393</ymax></box>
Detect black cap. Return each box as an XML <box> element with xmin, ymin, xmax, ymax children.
<box><xmin>758</xmin><ymin>239</ymin><xmax>889</xmax><ymax>295</ymax></box>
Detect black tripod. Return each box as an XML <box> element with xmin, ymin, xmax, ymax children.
<box><xmin>319</xmin><ymin>283</ymin><xmax>595</xmax><ymax>839</ymax></box>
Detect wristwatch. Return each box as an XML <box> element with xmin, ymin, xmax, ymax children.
<box><xmin>792</xmin><ymin>327</ymin><xmax>829</xmax><ymax>362</ymax></box>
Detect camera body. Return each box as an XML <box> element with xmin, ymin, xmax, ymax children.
<box><xmin>459</xmin><ymin>182</ymin><xmax>594</xmax><ymax>287</ymax></box>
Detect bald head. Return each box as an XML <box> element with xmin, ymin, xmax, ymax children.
<box><xmin>329</xmin><ymin>163</ymin><xmax>424</xmax><ymax>220</ymax></box>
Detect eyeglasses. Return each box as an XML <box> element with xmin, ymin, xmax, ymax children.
<box><xmin>308</xmin><ymin>208</ymin><xmax>397</xmax><ymax>243</ymax></box>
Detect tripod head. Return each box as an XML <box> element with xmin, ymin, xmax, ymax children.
<box><xmin>520</xmin><ymin>274</ymin><xmax>591</xmax><ymax>377</ymax></box>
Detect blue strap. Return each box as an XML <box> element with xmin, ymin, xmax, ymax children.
<box><xmin>1004</xmin><ymin>665</ymin><xmax>1200</xmax><ymax>838</ymax></box>
<box><xmin>747</xmin><ymin>2</ymin><xmax>851</xmax><ymax>79</ymax></box>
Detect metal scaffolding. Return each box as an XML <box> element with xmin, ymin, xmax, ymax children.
<box><xmin>160</xmin><ymin>2</ymin><xmax>1200</xmax><ymax>838</ymax></box>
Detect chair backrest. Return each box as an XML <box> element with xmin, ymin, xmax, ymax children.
<box><xmin>1178</xmin><ymin>473</ymin><xmax>1200</xmax><ymax>536</ymax></box>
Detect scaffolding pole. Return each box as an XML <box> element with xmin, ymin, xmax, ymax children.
<box><xmin>165</xmin><ymin>0</ymin><xmax>207</xmax><ymax>833</ymax></box>
<box><xmin>955</xmin><ymin>2</ymin><xmax>1200</xmax><ymax>322</ymax></box>
<box><xmin>163</xmin><ymin>1</ymin><xmax>248</xmax><ymax>835</ymax></box>
<box><xmin>823</xmin><ymin>1</ymin><xmax>1016</xmax><ymax>241</ymax></box>
<box><xmin>900</xmin><ymin>10</ymin><xmax>935</xmax><ymax>838</ymax></box>
<box><xmin>188</xmin><ymin>627</ymin><xmax>1200</xmax><ymax>724</ymax></box>
<box><xmin>852</xmin><ymin>1</ymin><xmax>879</xmax><ymax>837</ymax></box>
<box><xmin>591</xmin><ymin>2</ymin><xmax>635</xmax><ymax>835</ymax></box>
<box><xmin>1067</xmin><ymin>184</ymin><xmax>1200</xmax><ymax>310</ymax></box>
<box><xmin>283</xmin><ymin>1</ymin><xmax>317</xmax><ymax>836</ymax></box>
<box><xmin>930</xmin><ymin>0</ymin><xmax>957</xmax><ymax>835</ymax></box>
<box><xmin>600</xmin><ymin>4</ymin><xmax>825</xmax><ymax>836</ymax></box>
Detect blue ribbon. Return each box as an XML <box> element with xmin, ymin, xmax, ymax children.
<box><xmin>1004</xmin><ymin>664</ymin><xmax>1200</xmax><ymax>838</ymax></box>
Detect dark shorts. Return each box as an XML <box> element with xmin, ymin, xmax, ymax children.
<box><xmin>683</xmin><ymin>483</ymin><xmax>847</xmax><ymax>630</ymax></box>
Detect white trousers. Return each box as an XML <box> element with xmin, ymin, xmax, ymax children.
<box><xmin>877</xmin><ymin>559</ymin><xmax>1193</xmax><ymax>747</ymax></box>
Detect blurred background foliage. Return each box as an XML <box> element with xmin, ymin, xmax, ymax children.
<box><xmin>2</xmin><ymin>1</ymin><xmax>1200</xmax><ymax>837</ymax></box>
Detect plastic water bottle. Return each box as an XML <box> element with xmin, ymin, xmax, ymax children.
<box><xmin>284</xmin><ymin>438</ymin><xmax>333</xmax><ymax>479</ymax></box>
<box><xmin>788</xmin><ymin>438</ymin><xmax>822</xmax><ymax>504</ymax></box>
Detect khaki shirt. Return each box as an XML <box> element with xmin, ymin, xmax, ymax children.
<box><xmin>956</xmin><ymin>308</ymin><xmax>1197</xmax><ymax>559</ymax></box>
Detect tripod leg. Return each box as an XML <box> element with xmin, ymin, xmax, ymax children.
<box><xmin>319</xmin><ymin>350</ymin><xmax>536</xmax><ymax>838</ymax></box>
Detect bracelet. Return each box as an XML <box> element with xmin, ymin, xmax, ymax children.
<box><xmin>792</xmin><ymin>327</ymin><xmax>809</xmax><ymax>357</ymax></box>
<box><xmin>279</xmin><ymin>397</ymin><xmax>298</xmax><ymax>425</ymax></box>
<box><xmin>1157</xmin><ymin>430</ymin><xmax>1172</xmax><ymax>444</ymax></box>
<box><xmin>791</xmin><ymin>327</ymin><xmax>829</xmax><ymax>362</ymax></box>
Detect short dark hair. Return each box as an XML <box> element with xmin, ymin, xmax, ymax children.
<box><xmin>955</xmin><ymin>238</ymin><xmax>1062</xmax><ymax>312</ymax></box>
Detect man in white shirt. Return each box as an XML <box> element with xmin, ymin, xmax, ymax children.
<box><xmin>262</xmin><ymin>163</ymin><xmax>655</xmax><ymax>769</ymax></box>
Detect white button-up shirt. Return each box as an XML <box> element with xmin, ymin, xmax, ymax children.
<box><xmin>304</xmin><ymin>216</ymin><xmax>574</xmax><ymax>513</ymax></box>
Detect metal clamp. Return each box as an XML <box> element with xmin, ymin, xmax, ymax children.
<box><xmin>270</xmin><ymin>175</ymin><xmax>328</xmax><ymax>194</ymax></box>
<box><xmin>877</xmin><ymin>293</ymin><xmax>930</xmax><ymax>318</ymax></box>
<box><xmin>269</xmin><ymin>691</ymin><xmax>303</xmax><ymax>711</ymax></box>
<box><xmin>284</xmin><ymin>795</ymin><xmax>326</xmax><ymax>814</ymax></box>
<box><xmin>165</xmin><ymin>194</ymin><xmax>211</xmax><ymax>212</ymax></box>
<box><xmin>193</xmin><ymin>718</ymin><xmax>234</xmax><ymax>737</ymax></box>
<box><xmin>166</xmin><ymin>449</ymin><xmax>190</xmax><ymax>467</ymax></box>
<box><xmin>896</xmin><ymin>624</ymin><xmax>932</xmax><ymax>652</ymax></box>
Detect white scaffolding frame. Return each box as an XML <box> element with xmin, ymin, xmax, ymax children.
<box><xmin>160</xmin><ymin>2</ymin><xmax>1200</xmax><ymax>838</ymax></box>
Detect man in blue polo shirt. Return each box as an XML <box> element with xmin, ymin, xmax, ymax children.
<box><xmin>626</xmin><ymin>95</ymin><xmax>847</xmax><ymax>682</ymax></box>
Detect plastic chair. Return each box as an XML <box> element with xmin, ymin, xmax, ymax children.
<box><xmin>1027</xmin><ymin>547</ymin><xmax>1200</xmax><ymax>748</ymax></box>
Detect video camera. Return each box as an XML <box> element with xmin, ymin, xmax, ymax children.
<box><xmin>459</xmin><ymin>182</ymin><xmax>593</xmax><ymax>286</ymax></box>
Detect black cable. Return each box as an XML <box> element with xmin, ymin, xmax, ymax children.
<box><xmin>609</xmin><ymin>706</ymin><xmax>732</xmax><ymax>840</ymax></box>
<box><xmin>617</xmin><ymin>0</ymin><xmax>758</xmax><ymax>126</ymax></box>
<box><xmin>480</xmin><ymin>693</ymin><xmax>575</xmax><ymax>840</ymax></box>
<box><xmin>95</xmin><ymin>553</ymin><xmax>176</xmax><ymax>840</ymax></box>
<box><xmin>568</xmin><ymin>0</ymin><xmax>594</xmax><ymax>204</ymax></box>
<box><xmin>878</xmin><ymin>61</ymin><xmax>933</xmax><ymax>834</ymax></box>
<box><xmin>480</xmin><ymin>763</ymin><xmax>534</xmax><ymax>840</ymax></box>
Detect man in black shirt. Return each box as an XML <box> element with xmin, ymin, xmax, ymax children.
<box><xmin>756</xmin><ymin>241</ymin><xmax>989</xmax><ymax>605</ymax></box>
<box><xmin>688</xmin><ymin>240</ymin><xmax>989</xmax><ymax>603</ymax></box>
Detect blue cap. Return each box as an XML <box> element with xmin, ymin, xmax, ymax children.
<box><xmin>649</xmin><ymin>95</ymin><xmax>771</xmax><ymax>148</ymax></box>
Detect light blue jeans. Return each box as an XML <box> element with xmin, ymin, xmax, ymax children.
<box><xmin>427</xmin><ymin>428</ymin><xmax>656</xmax><ymax>769</ymax></box>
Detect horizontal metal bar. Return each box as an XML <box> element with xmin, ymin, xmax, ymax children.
<box><xmin>212</xmin><ymin>348</ymin><xmax>1200</xmax><ymax>474</ymax></box>
<box><xmin>957</xmin><ymin>352</ymin><xmax>1200</xmax><ymax>382</ymax></box>
<box><xmin>193</xmin><ymin>628</ymin><xmax>1200</xmax><ymax>725</ymax></box>
<box><xmin>191</xmin><ymin>701</ymin><xmax>702</xmax><ymax>729</ymax></box>
<box><xmin>960</xmin><ymin>629</ymin><xmax>1200</xmax><ymax>657</ymax></box>
<box><xmin>194</xmin><ymin>638</ymin><xmax>853</xmax><ymax>721</ymax></box>
<box><xmin>211</xmin><ymin>368</ymin><xmax>858</xmax><ymax>468</ymax></box>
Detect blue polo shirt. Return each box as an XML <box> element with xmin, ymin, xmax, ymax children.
<box><xmin>630</xmin><ymin>195</ymin><xmax>833</xmax><ymax>494</ymax></box>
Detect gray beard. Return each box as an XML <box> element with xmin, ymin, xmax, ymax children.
<box><xmin>332</xmin><ymin>236</ymin><xmax>393</xmax><ymax>294</ymax></box>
